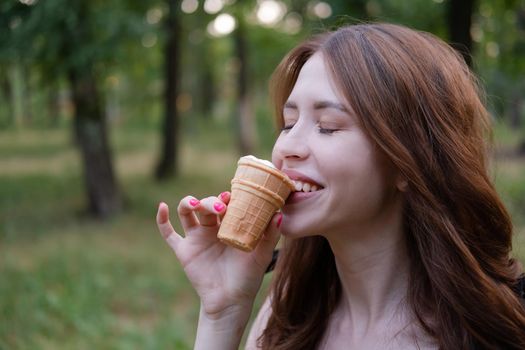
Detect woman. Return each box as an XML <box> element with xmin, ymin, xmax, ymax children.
<box><xmin>156</xmin><ymin>23</ymin><xmax>525</xmax><ymax>349</ymax></box>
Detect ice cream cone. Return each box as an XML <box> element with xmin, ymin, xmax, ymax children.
<box><xmin>217</xmin><ymin>156</ymin><xmax>294</xmax><ymax>252</ymax></box>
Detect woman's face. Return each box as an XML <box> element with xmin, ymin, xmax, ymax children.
<box><xmin>272</xmin><ymin>52</ymin><xmax>400</xmax><ymax>239</ymax></box>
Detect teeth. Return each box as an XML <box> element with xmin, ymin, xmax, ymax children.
<box><xmin>292</xmin><ymin>180</ymin><xmax>322</xmax><ymax>192</ymax></box>
<box><xmin>303</xmin><ymin>183</ymin><xmax>311</xmax><ymax>192</ymax></box>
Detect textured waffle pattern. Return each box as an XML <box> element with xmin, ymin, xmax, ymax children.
<box><xmin>234</xmin><ymin>163</ymin><xmax>292</xmax><ymax>205</ymax></box>
<box><xmin>217</xmin><ymin>159</ymin><xmax>294</xmax><ymax>252</ymax></box>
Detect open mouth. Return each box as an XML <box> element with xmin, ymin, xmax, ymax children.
<box><xmin>291</xmin><ymin>180</ymin><xmax>324</xmax><ymax>193</ymax></box>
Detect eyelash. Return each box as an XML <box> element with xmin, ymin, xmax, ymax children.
<box><xmin>281</xmin><ymin>124</ymin><xmax>338</xmax><ymax>134</ymax></box>
<box><xmin>319</xmin><ymin>127</ymin><xmax>337</xmax><ymax>134</ymax></box>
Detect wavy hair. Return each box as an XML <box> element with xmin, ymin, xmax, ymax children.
<box><xmin>261</xmin><ymin>23</ymin><xmax>525</xmax><ymax>349</ymax></box>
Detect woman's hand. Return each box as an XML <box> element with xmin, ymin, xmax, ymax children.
<box><xmin>156</xmin><ymin>192</ymin><xmax>282</xmax><ymax>319</ymax></box>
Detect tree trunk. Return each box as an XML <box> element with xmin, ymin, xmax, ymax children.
<box><xmin>155</xmin><ymin>0</ymin><xmax>181</xmax><ymax>180</ymax></box>
<box><xmin>68</xmin><ymin>67</ymin><xmax>122</xmax><ymax>218</ymax></box>
<box><xmin>233</xmin><ymin>18</ymin><xmax>256</xmax><ymax>156</ymax></box>
<box><xmin>47</xmin><ymin>82</ymin><xmax>60</xmax><ymax>127</ymax></box>
<box><xmin>447</xmin><ymin>0</ymin><xmax>475</xmax><ymax>67</ymax></box>
<box><xmin>200</xmin><ymin>59</ymin><xmax>214</xmax><ymax>118</ymax></box>
<box><xmin>0</xmin><ymin>68</ymin><xmax>14</xmax><ymax>127</ymax></box>
<box><xmin>20</xmin><ymin>64</ymin><xmax>33</xmax><ymax>125</ymax></box>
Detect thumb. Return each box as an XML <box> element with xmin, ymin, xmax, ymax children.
<box><xmin>254</xmin><ymin>212</ymin><xmax>282</xmax><ymax>257</ymax></box>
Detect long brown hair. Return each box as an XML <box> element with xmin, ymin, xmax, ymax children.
<box><xmin>261</xmin><ymin>23</ymin><xmax>525</xmax><ymax>349</ymax></box>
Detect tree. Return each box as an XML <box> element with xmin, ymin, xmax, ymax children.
<box><xmin>448</xmin><ymin>0</ymin><xmax>476</xmax><ymax>66</ymax></box>
<box><xmin>0</xmin><ymin>68</ymin><xmax>14</xmax><ymax>128</ymax></box>
<box><xmin>63</xmin><ymin>3</ymin><xmax>122</xmax><ymax>217</ymax></box>
<box><xmin>155</xmin><ymin>0</ymin><xmax>182</xmax><ymax>179</ymax></box>
<box><xmin>0</xmin><ymin>2</ymin><xmax>30</xmax><ymax>128</ymax></box>
<box><xmin>0</xmin><ymin>0</ymin><xmax>150</xmax><ymax>218</ymax></box>
<box><xmin>233</xmin><ymin>8</ymin><xmax>257</xmax><ymax>156</ymax></box>
<box><xmin>472</xmin><ymin>1</ymin><xmax>525</xmax><ymax>153</ymax></box>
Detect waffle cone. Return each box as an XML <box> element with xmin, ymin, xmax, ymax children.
<box><xmin>217</xmin><ymin>158</ymin><xmax>294</xmax><ymax>252</ymax></box>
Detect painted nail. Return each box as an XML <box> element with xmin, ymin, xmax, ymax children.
<box><xmin>158</xmin><ymin>201</ymin><xmax>165</xmax><ymax>209</ymax></box>
<box><xmin>219</xmin><ymin>192</ymin><xmax>229</xmax><ymax>200</ymax></box>
<box><xmin>277</xmin><ymin>213</ymin><xmax>283</xmax><ymax>228</ymax></box>
<box><xmin>214</xmin><ymin>202</ymin><xmax>225</xmax><ymax>212</ymax></box>
<box><xmin>189</xmin><ymin>198</ymin><xmax>200</xmax><ymax>207</ymax></box>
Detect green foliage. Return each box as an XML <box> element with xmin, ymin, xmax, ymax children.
<box><xmin>473</xmin><ymin>1</ymin><xmax>525</xmax><ymax>123</ymax></box>
<box><xmin>1</xmin><ymin>0</ymin><xmax>523</xmax><ymax>132</ymax></box>
<box><xmin>0</xmin><ymin>2</ymin><xmax>29</xmax><ymax>61</ymax></box>
<box><xmin>0</xmin><ymin>0</ymin><xmax>149</xmax><ymax>77</ymax></box>
<box><xmin>499</xmin><ymin>176</ymin><xmax>525</xmax><ymax>226</ymax></box>
<box><xmin>247</xmin><ymin>24</ymin><xmax>306</xmax><ymax>86</ymax></box>
<box><xmin>318</xmin><ymin>0</ymin><xmax>447</xmax><ymax>37</ymax></box>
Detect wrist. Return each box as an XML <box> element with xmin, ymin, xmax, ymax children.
<box><xmin>201</xmin><ymin>300</ymin><xmax>254</xmax><ymax>321</ymax></box>
<box><xmin>195</xmin><ymin>302</ymin><xmax>254</xmax><ymax>350</ymax></box>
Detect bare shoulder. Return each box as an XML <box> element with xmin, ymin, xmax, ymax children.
<box><xmin>245</xmin><ymin>296</ymin><xmax>272</xmax><ymax>350</ymax></box>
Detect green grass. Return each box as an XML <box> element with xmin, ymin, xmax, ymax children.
<box><xmin>0</xmin><ymin>122</ymin><xmax>524</xmax><ymax>349</ymax></box>
<box><xmin>0</xmin><ymin>121</ymin><xmax>268</xmax><ymax>349</ymax></box>
<box><xmin>1</xmin><ymin>218</ymin><xmax>197</xmax><ymax>349</ymax></box>
<box><xmin>0</xmin><ymin>129</ymin><xmax>72</xmax><ymax>159</ymax></box>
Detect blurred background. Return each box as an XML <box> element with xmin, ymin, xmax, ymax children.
<box><xmin>1</xmin><ymin>0</ymin><xmax>524</xmax><ymax>348</ymax></box>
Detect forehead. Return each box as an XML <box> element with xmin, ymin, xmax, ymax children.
<box><xmin>287</xmin><ymin>52</ymin><xmax>344</xmax><ymax>104</ymax></box>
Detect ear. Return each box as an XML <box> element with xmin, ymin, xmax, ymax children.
<box><xmin>396</xmin><ymin>178</ymin><xmax>408</xmax><ymax>192</ymax></box>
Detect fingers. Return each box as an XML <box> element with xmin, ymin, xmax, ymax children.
<box><xmin>218</xmin><ymin>191</ymin><xmax>231</xmax><ymax>205</ymax></box>
<box><xmin>177</xmin><ymin>194</ymin><xmax>229</xmax><ymax>230</ymax></box>
<box><xmin>156</xmin><ymin>202</ymin><xmax>183</xmax><ymax>253</ymax></box>
<box><xmin>196</xmin><ymin>196</ymin><xmax>227</xmax><ymax>227</ymax></box>
<box><xmin>254</xmin><ymin>212</ymin><xmax>282</xmax><ymax>255</ymax></box>
<box><xmin>177</xmin><ymin>196</ymin><xmax>201</xmax><ymax>231</ymax></box>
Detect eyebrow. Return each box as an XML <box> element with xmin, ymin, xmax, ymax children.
<box><xmin>284</xmin><ymin>100</ymin><xmax>349</xmax><ymax>113</ymax></box>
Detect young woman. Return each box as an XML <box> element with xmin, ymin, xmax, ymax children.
<box><xmin>156</xmin><ymin>23</ymin><xmax>525</xmax><ymax>349</ymax></box>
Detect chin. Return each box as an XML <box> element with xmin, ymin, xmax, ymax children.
<box><xmin>278</xmin><ymin>219</ymin><xmax>319</xmax><ymax>239</ymax></box>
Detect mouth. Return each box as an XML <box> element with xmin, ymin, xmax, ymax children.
<box><xmin>291</xmin><ymin>179</ymin><xmax>324</xmax><ymax>193</ymax></box>
<box><xmin>281</xmin><ymin>169</ymin><xmax>325</xmax><ymax>194</ymax></box>
<box><xmin>281</xmin><ymin>169</ymin><xmax>325</xmax><ymax>205</ymax></box>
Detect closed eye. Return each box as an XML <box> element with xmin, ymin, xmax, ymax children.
<box><xmin>281</xmin><ymin>124</ymin><xmax>294</xmax><ymax>132</ymax></box>
<box><xmin>282</xmin><ymin>125</ymin><xmax>339</xmax><ymax>134</ymax></box>
<box><xmin>319</xmin><ymin>128</ymin><xmax>339</xmax><ymax>135</ymax></box>
<box><xmin>318</xmin><ymin>126</ymin><xmax>340</xmax><ymax>135</ymax></box>
<box><xmin>319</xmin><ymin>127</ymin><xmax>338</xmax><ymax>134</ymax></box>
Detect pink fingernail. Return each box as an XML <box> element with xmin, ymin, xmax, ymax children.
<box><xmin>214</xmin><ymin>202</ymin><xmax>225</xmax><ymax>212</ymax></box>
<box><xmin>219</xmin><ymin>192</ymin><xmax>229</xmax><ymax>200</ymax></box>
<box><xmin>189</xmin><ymin>198</ymin><xmax>200</xmax><ymax>207</ymax></box>
<box><xmin>277</xmin><ymin>213</ymin><xmax>283</xmax><ymax>228</ymax></box>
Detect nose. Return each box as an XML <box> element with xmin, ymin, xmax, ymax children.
<box><xmin>272</xmin><ymin>125</ymin><xmax>310</xmax><ymax>163</ymax></box>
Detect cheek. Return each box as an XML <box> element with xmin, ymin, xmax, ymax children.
<box><xmin>327</xmin><ymin>148</ymin><xmax>389</xmax><ymax>205</ymax></box>
<box><xmin>271</xmin><ymin>139</ymin><xmax>283</xmax><ymax>169</ymax></box>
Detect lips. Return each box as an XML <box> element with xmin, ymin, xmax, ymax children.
<box><xmin>281</xmin><ymin>169</ymin><xmax>325</xmax><ymax>193</ymax></box>
<box><xmin>280</xmin><ymin>169</ymin><xmax>324</xmax><ymax>205</ymax></box>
